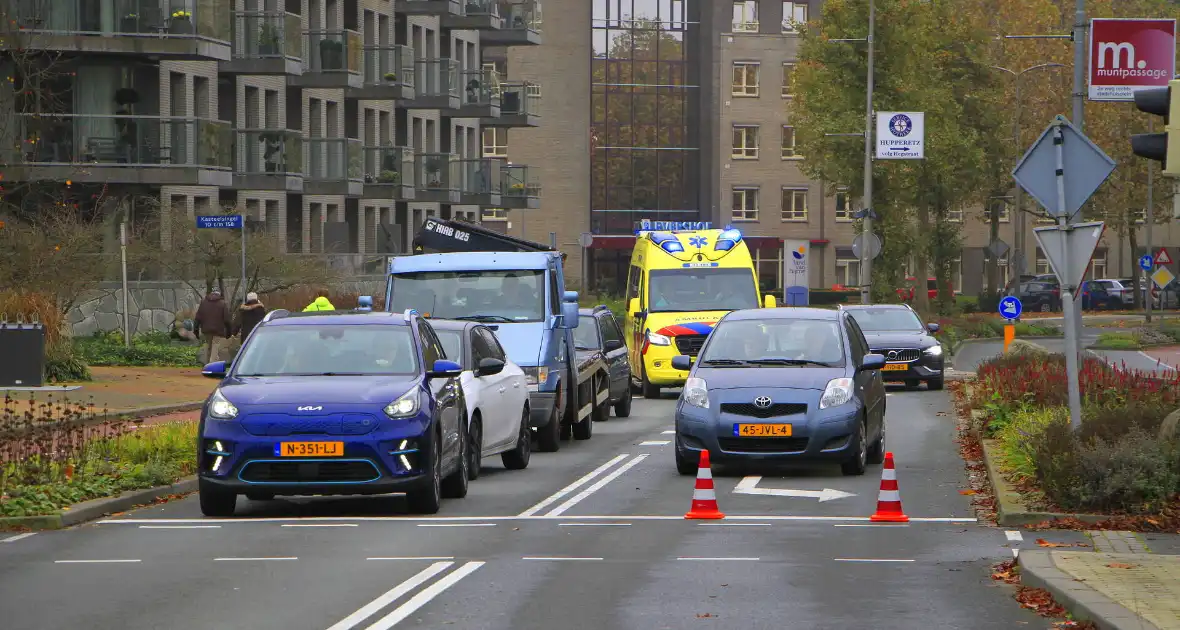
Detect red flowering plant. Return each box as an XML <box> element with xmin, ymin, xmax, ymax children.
<box><xmin>974</xmin><ymin>354</ymin><xmax>1180</xmax><ymax>410</ymax></box>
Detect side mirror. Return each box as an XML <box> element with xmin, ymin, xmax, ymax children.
<box><xmin>628</xmin><ymin>297</ymin><xmax>642</xmax><ymax>318</ymax></box>
<box><xmin>764</xmin><ymin>295</ymin><xmax>777</xmax><ymax>308</ymax></box>
<box><xmin>561</xmin><ymin>302</ymin><xmax>580</xmax><ymax>328</ymax></box>
<box><xmin>671</xmin><ymin>355</ymin><xmax>693</xmax><ymax>371</ymax></box>
<box><xmin>476</xmin><ymin>357</ymin><xmax>505</xmax><ymax>377</ymax></box>
<box><xmin>604</xmin><ymin>339</ymin><xmax>624</xmax><ymax>352</ymax></box>
<box><xmin>427</xmin><ymin>359</ymin><xmax>463</xmax><ymax>378</ymax></box>
<box><xmin>562</xmin><ymin>290</ymin><xmax>579</xmax><ymax>303</ymax></box>
<box><xmin>201</xmin><ymin>361</ymin><xmax>228</xmax><ymax>379</ymax></box>
<box><xmin>859</xmin><ymin>353</ymin><xmax>886</xmax><ymax>372</ymax></box>
<box><xmin>926</xmin><ymin>322</ymin><xmax>940</xmax><ymax>333</ymax></box>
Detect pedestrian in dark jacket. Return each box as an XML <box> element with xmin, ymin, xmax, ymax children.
<box><xmin>237</xmin><ymin>292</ymin><xmax>267</xmax><ymax>343</ymax></box>
<box><xmin>194</xmin><ymin>290</ymin><xmax>233</xmax><ymax>363</ymax></box>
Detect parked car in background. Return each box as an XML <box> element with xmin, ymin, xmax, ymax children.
<box><xmin>1091</xmin><ymin>279</ymin><xmax>1134</xmax><ymax>308</ymax></box>
<box><xmin>1006</xmin><ymin>278</ymin><xmax>1061</xmax><ymax>313</ymax></box>
<box><xmin>575</xmin><ymin>306</ymin><xmax>633</xmax><ymax>418</ymax></box>
<box><xmin>840</xmin><ymin>304</ymin><xmax>945</xmax><ymax>390</ymax></box>
<box><xmin>896</xmin><ymin>277</ymin><xmax>956</xmax><ymax>302</ymax></box>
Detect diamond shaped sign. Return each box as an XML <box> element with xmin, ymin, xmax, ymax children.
<box><xmin>1152</xmin><ymin>266</ymin><xmax>1175</xmax><ymax>289</ymax></box>
<box><xmin>1012</xmin><ymin>116</ymin><xmax>1116</xmax><ymax>220</ymax></box>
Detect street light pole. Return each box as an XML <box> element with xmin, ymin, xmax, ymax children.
<box><xmin>1071</xmin><ymin>0</ymin><xmax>1086</xmax><ymax>129</ymax></box>
<box><xmin>859</xmin><ymin>0</ymin><xmax>875</xmax><ymax>305</ymax></box>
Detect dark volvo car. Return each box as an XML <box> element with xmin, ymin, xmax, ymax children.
<box><xmin>841</xmin><ymin>304</ymin><xmax>945</xmax><ymax>390</ymax></box>
<box><xmin>672</xmin><ymin>308</ymin><xmax>887</xmax><ymax>476</ymax></box>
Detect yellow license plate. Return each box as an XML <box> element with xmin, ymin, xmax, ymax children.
<box><xmin>735</xmin><ymin>424</ymin><xmax>792</xmax><ymax>437</ymax></box>
<box><xmin>883</xmin><ymin>363</ymin><xmax>909</xmax><ymax>371</ymax></box>
<box><xmin>277</xmin><ymin>441</ymin><xmax>344</xmax><ymax>457</ymax></box>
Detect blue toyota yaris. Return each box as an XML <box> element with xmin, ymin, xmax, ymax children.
<box><xmin>196</xmin><ymin>308</ymin><xmax>468</xmax><ymax>516</ymax></box>
<box><xmin>672</xmin><ymin>307</ymin><xmax>888</xmax><ymax>476</ymax></box>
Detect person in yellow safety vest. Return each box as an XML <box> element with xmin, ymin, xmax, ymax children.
<box><xmin>303</xmin><ymin>288</ymin><xmax>336</xmax><ymax>312</ymax></box>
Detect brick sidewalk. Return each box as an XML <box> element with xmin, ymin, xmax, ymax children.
<box><xmin>1053</xmin><ymin>551</ymin><xmax>1180</xmax><ymax>628</ymax></box>
<box><xmin>2</xmin><ymin>366</ymin><xmax>214</xmax><ymax>421</ymax></box>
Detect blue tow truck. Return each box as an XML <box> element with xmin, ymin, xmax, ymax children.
<box><xmin>384</xmin><ymin>219</ymin><xmax>608</xmax><ymax>451</ymax></box>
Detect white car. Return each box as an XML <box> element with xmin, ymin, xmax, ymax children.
<box><xmin>431</xmin><ymin>320</ymin><xmax>531</xmax><ymax>479</ymax></box>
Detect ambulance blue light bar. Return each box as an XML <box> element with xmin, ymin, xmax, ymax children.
<box><xmin>713</xmin><ymin>228</ymin><xmax>743</xmax><ymax>252</ymax></box>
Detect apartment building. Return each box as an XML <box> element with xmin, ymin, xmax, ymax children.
<box><xmin>3</xmin><ymin>0</ymin><xmax>543</xmax><ymax>269</ymax></box>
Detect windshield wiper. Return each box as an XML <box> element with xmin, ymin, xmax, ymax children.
<box><xmin>701</xmin><ymin>359</ymin><xmax>746</xmax><ymax>366</ymax></box>
<box><xmin>574</xmin><ymin>345</ymin><xmax>596</xmax><ymax>351</ymax></box>
<box><xmin>453</xmin><ymin>314</ymin><xmax>515</xmax><ymax>323</ymax></box>
<box><xmin>747</xmin><ymin>358</ymin><xmax>833</xmax><ymax>367</ymax></box>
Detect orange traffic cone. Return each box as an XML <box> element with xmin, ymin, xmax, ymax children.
<box><xmin>869</xmin><ymin>451</ymin><xmax>909</xmax><ymax>523</ymax></box>
<box><xmin>685</xmin><ymin>450</ymin><xmax>725</xmax><ymax>520</ymax></box>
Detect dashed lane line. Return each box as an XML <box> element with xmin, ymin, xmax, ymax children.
<box><xmin>366</xmin><ymin>557</ymin><xmax>455</xmax><ymax>561</ymax></box>
<box><xmin>213</xmin><ymin>557</ymin><xmax>298</xmax><ymax>561</ymax></box>
<box><xmin>558</xmin><ymin>522</ymin><xmax>631</xmax><ymax>527</ymax></box>
<box><xmin>834</xmin><ymin>558</ymin><xmax>915</xmax><ymax>563</ymax></box>
<box><xmin>639</xmin><ymin>440</ymin><xmax>670</xmax><ymax>446</ymax></box>
<box><xmin>98</xmin><ymin>514</ymin><xmax>978</xmax><ymax>524</ymax></box>
<box><xmin>54</xmin><ymin>559</ymin><xmax>141</xmax><ymax>564</ymax></box>
<box><xmin>139</xmin><ymin>525</ymin><xmax>221</xmax><ymax>529</ymax></box>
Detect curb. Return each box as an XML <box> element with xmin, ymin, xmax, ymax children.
<box><xmin>112</xmin><ymin>402</ymin><xmax>204</xmax><ymax>421</ymax></box>
<box><xmin>1018</xmin><ymin>550</ymin><xmax>1161</xmax><ymax>630</ymax></box>
<box><xmin>0</xmin><ymin>476</ymin><xmax>198</xmax><ymax>531</ymax></box>
<box><xmin>979</xmin><ymin>439</ymin><xmax>1107</xmax><ymax>527</ymax></box>
<box><xmin>949</xmin><ymin>336</ymin><xmax>1061</xmax><ymax>371</ymax></box>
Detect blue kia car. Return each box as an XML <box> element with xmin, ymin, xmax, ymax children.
<box><xmin>196</xmin><ymin>308</ymin><xmax>468</xmax><ymax>516</ymax></box>
<box><xmin>672</xmin><ymin>308</ymin><xmax>887</xmax><ymax>476</ymax></box>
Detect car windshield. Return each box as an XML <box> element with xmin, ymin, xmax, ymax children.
<box><xmin>234</xmin><ymin>325</ymin><xmax>418</xmax><ymax>376</ymax></box>
<box><xmin>389</xmin><ymin>269</ymin><xmax>545</xmax><ymax>322</ymax></box>
<box><xmin>647</xmin><ymin>268</ymin><xmax>759</xmax><ymax>313</ymax></box>
<box><xmin>434</xmin><ymin>330</ymin><xmax>464</xmax><ymax>366</ymax></box>
<box><xmin>700</xmin><ymin>319</ymin><xmax>845</xmax><ymax>367</ymax></box>
<box><xmin>848</xmin><ymin>308</ymin><xmax>924</xmax><ymax>332</ymax></box>
<box><xmin>574</xmin><ymin>317</ymin><xmax>600</xmax><ymax>350</ymax></box>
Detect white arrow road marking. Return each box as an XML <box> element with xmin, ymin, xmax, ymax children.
<box><xmin>733</xmin><ymin>476</ymin><xmax>856</xmax><ymax>502</ymax></box>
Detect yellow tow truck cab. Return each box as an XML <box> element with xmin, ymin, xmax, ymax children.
<box><xmin>623</xmin><ymin>226</ymin><xmax>777</xmax><ymax>398</ymax></box>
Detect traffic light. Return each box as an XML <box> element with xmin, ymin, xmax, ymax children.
<box><xmin>1131</xmin><ymin>79</ymin><xmax>1180</xmax><ymax>177</ymax></box>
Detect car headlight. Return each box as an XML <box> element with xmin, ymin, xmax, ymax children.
<box><xmin>682</xmin><ymin>377</ymin><xmax>709</xmax><ymax>409</ymax></box>
<box><xmin>924</xmin><ymin>344</ymin><xmax>943</xmax><ymax>356</ymax></box>
<box><xmin>523</xmin><ymin>366</ymin><xmax>549</xmax><ymax>386</ymax></box>
<box><xmin>819</xmin><ymin>378</ymin><xmax>854</xmax><ymax>410</ymax></box>
<box><xmin>208</xmin><ymin>389</ymin><xmax>239</xmax><ymax>420</ymax></box>
<box><xmin>384</xmin><ymin>391</ymin><xmax>420</xmax><ymax>419</ymax></box>
<box><xmin>646</xmin><ymin>331</ymin><xmax>672</xmax><ymax>346</ymax></box>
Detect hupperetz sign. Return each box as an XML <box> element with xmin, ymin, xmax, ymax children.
<box><xmin>875</xmin><ymin>112</ymin><xmax>925</xmax><ymax>160</ymax></box>
<box><xmin>1088</xmin><ymin>18</ymin><xmax>1177</xmax><ymax>102</ymax></box>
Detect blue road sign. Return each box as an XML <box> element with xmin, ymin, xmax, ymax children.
<box><xmin>196</xmin><ymin>215</ymin><xmax>243</xmax><ymax>229</ymax></box>
<box><xmin>1140</xmin><ymin>254</ymin><xmax>1155</xmax><ymax>271</ymax></box>
<box><xmin>998</xmin><ymin>296</ymin><xmax>1023</xmax><ymax>320</ymax></box>
<box><xmin>1012</xmin><ymin>116</ymin><xmax>1116</xmax><ymax>220</ymax></box>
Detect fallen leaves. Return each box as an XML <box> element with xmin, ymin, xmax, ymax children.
<box><xmin>1015</xmin><ymin>586</ymin><xmax>1066</xmax><ymax>617</ymax></box>
<box><xmin>991</xmin><ymin>559</ymin><xmax>1020</xmax><ymax>585</ymax></box>
<box><xmin>1106</xmin><ymin>562</ymin><xmax>1137</xmax><ymax>569</ymax></box>
<box><xmin>1035</xmin><ymin>539</ymin><xmax>1089</xmax><ymax>549</ymax></box>
<box><xmin>959</xmin><ymin>489</ymin><xmax>977</xmax><ymax>495</ymax></box>
<box><xmin>695</xmin><ymin>613</ymin><xmax>717</xmax><ymax>618</ymax></box>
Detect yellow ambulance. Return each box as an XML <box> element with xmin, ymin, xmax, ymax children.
<box><xmin>623</xmin><ymin>225</ymin><xmax>776</xmax><ymax>398</ymax></box>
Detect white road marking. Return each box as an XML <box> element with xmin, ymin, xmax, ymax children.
<box><xmin>363</xmin><ymin>561</ymin><xmax>484</xmax><ymax>630</ymax></box>
<box><xmin>54</xmin><ymin>559</ymin><xmax>141</xmax><ymax>564</ymax></box>
<box><xmin>2</xmin><ymin>533</ymin><xmax>37</xmax><ymax>542</ymax></box>
<box><xmin>213</xmin><ymin>557</ymin><xmax>298</xmax><ymax>561</ymax></box>
<box><xmin>834</xmin><ymin>558</ymin><xmax>915</xmax><ymax>563</ymax></box>
<box><xmin>1005</xmin><ymin>530</ymin><xmax>1023</xmax><ymax>542</ymax></box>
<box><xmin>97</xmin><ymin>514</ymin><xmax>978</xmax><ymax>524</ymax></box>
<box><xmin>558</xmin><ymin>522</ymin><xmax>631</xmax><ymax>527</ymax></box>
<box><xmin>517</xmin><ymin>453</ymin><xmax>630</xmax><ymax>517</ymax></box>
<box><xmin>139</xmin><ymin>525</ymin><xmax>222</xmax><ymax>529</ymax></box>
<box><xmin>661</xmin><ymin>430</ymin><xmax>675</xmax><ymax>435</ymax></box>
<box><xmin>834</xmin><ymin>524</ymin><xmax>909</xmax><ymax>528</ymax></box>
<box><xmin>733</xmin><ymin>476</ymin><xmax>856</xmax><ymax>502</ymax></box>
<box><xmin>326</xmin><ymin>561</ymin><xmax>453</xmax><ymax>630</ymax></box>
<box><xmin>281</xmin><ymin>523</ymin><xmax>359</xmax><ymax>528</ymax></box>
<box><xmin>639</xmin><ymin>440</ymin><xmax>670</xmax><ymax>446</ymax></box>
<box><xmin>677</xmin><ymin>557</ymin><xmax>760</xmax><ymax>561</ymax></box>
<box><xmin>366</xmin><ymin>557</ymin><xmax>454</xmax><ymax>561</ymax></box>
<box><xmin>416</xmin><ymin>523</ymin><xmax>496</xmax><ymax>528</ymax></box>
<box><xmin>522</xmin><ymin>556</ymin><xmax>604</xmax><ymax>561</ymax></box>
<box><xmin>1139</xmin><ymin>350</ymin><xmax>1177</xmax><ymax>371</ymax></box>
<box><xmin>544</xmin><ymin>454</ymin><xmax>650</xmax><ymax>517</ymax></box>
<box><xmin>700</xmin><ymin>523</ymin><xmax>771</xmax><ymax>527</ymax></box>
<box><xmin>1012</xmin><ymin>549</ymin><xmax>1020</xmax><ymax>558</ymax></box>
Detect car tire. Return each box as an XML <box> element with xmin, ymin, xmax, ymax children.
<box><xmin>407</xmin><ymin>438</ymin><xmax>442</xmax><ymax>514</ymax></box>
<box><xmin>614</xmin><ymin>384</ymin><xmax>633</xmax><ymax>418</ymax></box>
<box><xmin>245</xmin><ymin>491</ymin><xmax>274</xmax><ymax>501</ymax></box>
<box><xmin>904</xmin><ymin>379</ymin><xmax>920</xmax><ymax>390</ymax></box>
<box><xmin>466</xmin><ymin>415</ymin><xmax>482</xmax><ymax>481</ymax></box>
<box><xmin>867</xmin><ymin>418</ymin><xmax>886</xmax><ymax>465</ymax></box>
<box><xmin>442</xmin><ymin>421</ymin><xmax>469</xmax><ymax>499</ymax></box>
<box><xmin>502</xmin><ymin>407</ymin><xmax>532</xmax><ymax>470</ymax></box>
<box><xmin>927</xmin><ymin>376</ymin><xmax>944</xmax><ymax>391</ymax></box>
<box><xmin>592</xmin><ymin>377</ymin><xmax>610</xmax><ymax>423</ymax></box>
<box><xmin>641</xmin><ymin>364</ymin><xmax>661</xmax><ymax>399</ymax></box>
<box><xmin>198</xmin><ymin>479</ymin><xmax>237</xmax><ymax>517</ymax></box>
<box><xmin>840</xmin><ymin>418</ymin><xmax>868</xmax><ymax>476</ymax></box>
<box><xmin>574</xmin><ymin>385</ymin><xmax>596</xmax><ymax>440</ymax></box>
<box><xmin>537</xmin><ymin>400</ymin><xmax>561</xmax><ymax>453</ymax></box>
<box><xmin>674</xmin><ymin>437</ymin><xmax>698</xmax><ymax>476</ymax></box>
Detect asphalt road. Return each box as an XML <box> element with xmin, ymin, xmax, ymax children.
<box><xmin>0</xmin><ymin>387</ymin><xmax>1046</xmax><ymax>630</ymax></box>
<box><xmin>953</xmin><ymin>331</ymin><xmax>1179</xmax><ymax>375</ymax></box>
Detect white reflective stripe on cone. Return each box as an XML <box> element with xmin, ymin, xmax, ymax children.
<box><xmin>693</xmin><ymin>489</ymin><xmax>717</xmax><ymax>501</ymax></box>
<box><xmin>877</xmin><ymin>490</ymin><xmax>901</xmax><ymax>502</ymax></box>
<box><xmin>881</xmin><ymin>468</ymin><xmax>896</xmax><ymax>481</ymax></box>
<box><xmin>696</xmin><ymin>468</ymin><xmax>713</xmax><ymax>480</ymax></box>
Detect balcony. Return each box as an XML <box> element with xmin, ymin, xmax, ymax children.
<box><xmin>448</xmin><ymin>69</ymin><xmax>501</xmax><ymax>118</ymax></box>
<box><xmin>8</xmin><ymin>113</ymin><xmax>232</xmax><ymax>187</ymax></box>
<box><xmin>414</xmin><ymin>153</ymin><xmax>461</xmax><ymax>204</ymax></box>
<box><xmin>347</xmin><ymin>45</ymin><xmax>415</xmax><ymax>100</ymax></box>
<box><xmin>398</xmin><ymin>0</ymin><xmax>463</xmax><ymax>17</ymax></box>
<box><xmin>481</xmin><ymin>0</ymin><xmax>541</xmax><ymax>46</ymax></box>
<box><xmin>405</xmin><ymin>59</ymin><xmax>460</xmax><ymax>110</ymax></box>
<box><xmin>482</xmin><ymin>82</ymin><xmax>540</xmax><ymax>127</ymax></box>
<box><xmin>291</xmin><ymin>30</ymin><xmax>363</xmax><ymax>89</ymax></box>
<box><xmin>455</xmin><ymin>158</ymin><xmax>503</xmax><ymax>207</ymax></box>
<box><xmin>8</xmin><ymin>0</ymin><xmax>232</xmax><ymax>60</ymax></box>
<box><xmin>222</xmin><ymin>11</ymin><xmax>303</xmax><ymax>75</ymax></box>
<box><xmin>442</xmin><ymin>0</ymin><xmax>503</xmax><ymax>30</ymax></box>
<box><xmin>304</xmin><ymin>138</ymin><xmax>363</xmax><ymax>196</ymax></box>
<box><xmin>733</xmin><ymin>20</ymin><xmax>760</xmax><ymax>33</ymax></box>
<box><xmin>234</xmin><ymin>129</ymin><xmax>303</xmax><ymax>192</ymax></box>
<box><xmin>500</xmin><ymin>162</ymin><xmax>540</xmax><ymax>209</ymax></box>
<box><xmin>362</xmin><ymin>146</ymin><xmax>415</xmax><ymax>201</ymax></box>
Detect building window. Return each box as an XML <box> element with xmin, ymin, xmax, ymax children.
<box><xmin>731</xmin><ymin>62</ymin><xmax>760</xmax><ymax>97</ymax></box>
<box><xmin>482</xmin><ymin>128</ymin><xmax>507</xmax><ymax>157</ymax></box>
<box><xmin>782</xmin><ymin>1</ymin><xmax>808</xmax><ymax>32</ymax></box>
<box><xmin>1135</xmin><ymin>208</ymin><xmax>1147</xmax><ymax>224</ymax></box>
<box><xmin>947</xmin><ymin>208</ymin><xmax>963</xmax><ymax>222</ymax></box>
<box><xmin>781</xmin><ymin>187</ymin><xmax>808</xmax><ymax>222</ymax></box>
<box><xmin>732</xmin><ymin>186</ymin><xmax>760</xmax><ymax>221</ymax></box>
<box><xmin>482</xmin><ymin>208</ymin><xmax>508</xmax><ymax>222</ymax></box>
<box><xmin>1035</xmin><ymin>249</ymin><xmax>1050</xmax><ymax>275</ymax></box>
<box><xmin>1091</xmin><ymin>250</ymin><xmax>1107</xmax><ymax>279</ymax></box>
<box><xmin>999</xmin><ymin>206</ymin><xmax>1010</xmax><ymax>223</ymax></box>
<box><xmin>732</xmin><ymin>1</ymin><xmax>758</xmax><ymax>32</ymax></box>
<box><xmin>835</xmin><ymin>189</ymin><xmax>852</xmax><ymax>222</ymax></box>
<box><xmin>782</xmin><ymin>63</ymin><xmax>796</xmax><ymax>98</ymax></box>
<box><xmin>732</xmin><ymin>125</ymin><xmax>759</xmax><ymax>159</ymax></box>
<box><xmin>996</xmin><ymin>253</ymin><xmax>1011</xmax><ymax>286</ymax></box>
<box><xmin>781</xmin><ymin>125</ymin><xmax>797</xmax><ymax>158</ymax></box>
<box><xmin>950</xmin><ymin>258</ymin><xmax>962</xmax><ymax>292</ymax></box>
<box><xmin>837</xmin><ymin>257</ymin><xmax>861</xmax><ymax>287</ymax></box>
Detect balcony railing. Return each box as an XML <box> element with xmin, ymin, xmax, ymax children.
<box><xmin>415</xmin><ymin>153</ymin><xmax>459</xmax><ymax>191</ymax></box>
<box><xmin>463</xmin><ymin>0</ymin><xmax>500</xmax><ymax>18</ymax></box>
<box><xmin>13</xmin><ymin>113</ymin><xmax>232</xmax><ymax>168</ymax></box>
<box><xmin>501</xmin><ymin>163</ymin><xmax>540</xmax><ymax>198</ymax></box>
<box><xmin>499</xmin><ymin>0</ymin><xmax>541</xmax><ymax>34</ymax></box>
<box><xmin>460</xmin><ymin>69</ymin><xmax>500</xmax><ymax>107</ymax></box>
<box><xmin>11</xmin><ymin>0</ymin><xmax>232</xmax><ymax>41</ymax></box>
<box><xmin>456</xmin><ymin>158</ymin><xmax>503</xmax><ymax>195</ymax></box>
<box><xmin>233</xmin><ymin>11</ymin><xmax>302</xmax><ymax>59</ymax></box>
<box><xmin>236</xmin><ymin>129</ymin><xmax>303</xmax><ymax>175</ymax></box>
<box><xmin>733</xmin><ymin>20</ymin><xmax>759</xmax><ymax>33</ymax></box>
<box><xmin>304</xmin><ymin>138</ymin><xmax>363</xmax><ymax>181</ymax></box>
<box><xmin>499</xmin><ymin>82</ymin><xmax>540</xmax><ymax>116</ymax></box>
<box><xmin>305</xmin><ymin>30</ymin><xmax>362</xmax><ymax>73</ymax></box>
<box><xmin>363</xmin><ymin>145</ymin><xmax>415</xmax><ymax>187</ymax></box>
<box><xmin>363</xmin><ymin>45</ymin><xmax>415</xmax><ymax>87</ymax></box>
<box><xmin>414</xmin><ymin>58</ymin><xmax>460</xmax><ymax>97</ymax></box>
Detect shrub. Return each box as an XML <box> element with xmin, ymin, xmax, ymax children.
<box><xmin>808</xmin><ymin>289</ymin><xmax>859</xmax><ymax>305</ymax></box>
<box><xmin>1079</xmin><ymin>400</ymin><xmax>1171</xmax><ymax>444</ymax></box>
<box><xmin>995</xmin><ymin>406</ymin><xmax>1068</xmax><ymax>482</ymax></box>
<box><xmin>1093</xmin><ymin>332</ymin><xmax>1141</xmax><ymax>350</ymax></box>
<box><xmin>74</xmin><ymin>331</ymin><xmax>199</xmax><ymax>367</ymax></box>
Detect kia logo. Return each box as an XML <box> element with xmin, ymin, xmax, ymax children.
<box><xmin>753</xmin><ymin>396</ymin><xmax>773</xmax><ymax>409</ymax></box>
<box><xmin>297</xmin><ymin>406</ymin><xmax>323</xmax><ymax>412</ymax></box>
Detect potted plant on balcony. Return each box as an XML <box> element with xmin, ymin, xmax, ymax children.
<box><xmin>170</xmin><ymin>10</ymin><xmax>194</xmax><ymax>35</ymax></box>
<box><xmin>120</xmin><ymin>13</ymin><xmax>139</xmax><ymax>34</ymax></box>
<box><xmin>509</xmin><ymin>182</ymin><xmax>525</xmax><ymax>194</ymax></box>
<box><xmin>383</xmin><ymin>72</ymin><xmax>398</xmax><ymax>82</ymax></box>
<box><xmin>258</xmin><ymin>22</ymin><xmax>282</xmax><ymax>56</ymax></box>
<box><xmin>424</xmin><ymin>156</ymin><xmax>444</xmax><ymax>188</ymax></box>
<box><xmin>377</xmin><ymin>170</ymin><xmax>400</xmax><ymax>184</ymax></box>
<box><xmin>319</xmin><ymin>38</ymin><xmax>344</xmax><ymax>70</ymax></box>
<box><xmin>200</xmin><ymin>123</ymin><xmax>224</xmax><ymax>167</ymax></box>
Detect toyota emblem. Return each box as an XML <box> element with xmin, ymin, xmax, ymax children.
<box><xmin>753</xmin><ymin>396</ymin><xmax>773</xmax><ymax>408</ymax></box>
<box><xmin>887</xmin><ymin>351</ymin><xmax>899</xmax><ymax>360</ymax></box>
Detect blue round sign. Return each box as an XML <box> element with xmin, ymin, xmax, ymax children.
<box><xmin>1140</xmin><ymin>254</ymin><xmax>1154</xmax><ymax>271</ymax></box>
<box><xmin>998</xmin><ymin>296</ymin><xmax>1023</xmax><ymax>320</ymax></box>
